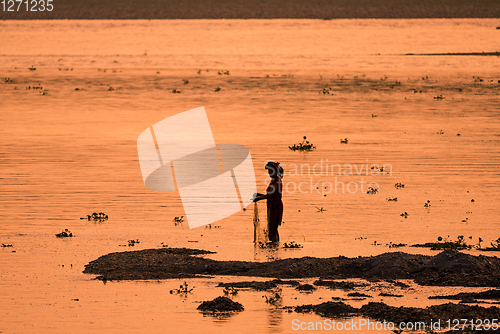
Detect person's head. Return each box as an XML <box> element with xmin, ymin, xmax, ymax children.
<box><xmin>265</xmin><ymin>161</ymin><xmax>283</xmax><ymax>179</ymax></box>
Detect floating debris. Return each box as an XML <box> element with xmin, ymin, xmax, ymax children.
<box><xmin>1</xmin><ymin>243</ymin><xmax>13</xmax><ymax>247</ymax></box>
<box><xmin>340</xmin><ymin>138</ymin><xmax>348</xmax><ymax>144</ymax></box>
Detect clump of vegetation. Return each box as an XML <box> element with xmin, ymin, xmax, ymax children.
<box><xmin>263</xmin><ymin>292</ymin><xmax>281</xmax><ymax>306</ymax></box>
<box><xmin>388</xmin><ymin>242</ymin><xmax>406</xmax><ymax>248</ymax></box>
<box><xmin>394</xmin><ymin>183</ymin><xmax>405</xmax><ymax>189</ymax></box>
<box><xmin>82</xmin><ymin>212</ymin><xmax>108</xmax><ymax>222</ymax></box>
<box><xmin>283</xmin><ymin>241</ymin><xmax>303</xmax><ymax>249</ymax></box>
<box><xmin>128</xmin><ymin>239</ymin><xmax>140</xmax><ymax>246</ymax></box>
<box><xmin>173</xmin><ymin>216</ymin><xmax>184</xmax><ymax>226</ymax></box>
<box><xmin>289</xmin><ymin>136</ymin><xmax>315</xmax><ymax>152</ymax></box>
<box><xmin>1</xmin><ymin>243</ymin><xmax>13</xmax><ymax>247</ymax></box>
<box><xmin>170</xmin><ymin>282</ymin><xmax>195</xmax><ymax>294</ymax></box>
<box><xmin>56</xmin><ymin>229</ymin><xmax>73</xmax><ymax>238</ymax></box>
<box><xmin>431</xmin><ymin>235</ymin><xmax>471</xmax><ymax>250</ymax></box>
<box><xmin>223</xmin><ymin>286</ymin><xmax>238</xmax><ymax>296</ymax></box>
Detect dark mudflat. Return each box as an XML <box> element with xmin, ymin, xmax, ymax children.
<box><xmin>294</xmin><ymin>301</ymin><xmax>500</xmax><ymax>328</ymax></box>
<box><xmin>430</xmin><ymin>289</ymin><xmax>500</xmax><ymax>301</ymax></box>
<box><xmin>83</xmin><ymin>248</ymin><xmax>500</xmax><ymax>287</ymax></box>
<box><xmin>197</xmin><ymin>296</ymin><xmax>244</xmax><ymax>313</ymax></box>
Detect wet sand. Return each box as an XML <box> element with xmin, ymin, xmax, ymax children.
<box><xmin>1</xmin><ymin>0</ymin><xmax>500</xmax><ymax>19</ymax></box>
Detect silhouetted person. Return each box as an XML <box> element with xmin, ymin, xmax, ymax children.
<box><xmin>254</xmin><ymin>161</ymin><xmax>283</xmax><ymax>243</ymax></box>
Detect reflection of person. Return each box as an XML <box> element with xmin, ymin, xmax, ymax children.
<box><xmin>253</xmin><ymin>161</ymin><xmax>283</xmax><ymax>243</ymax></box>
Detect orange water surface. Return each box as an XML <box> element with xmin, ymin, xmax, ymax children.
<box><xmin>0</xmin><ymin>19</ymin><xmax>499</xmax><ymax>334</ymax></box>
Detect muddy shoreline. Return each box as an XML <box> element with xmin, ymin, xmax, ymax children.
<box><xmin>83</xmin><ymin>248</ymin><xmax>500</xmax><ymax>287</ymax></box>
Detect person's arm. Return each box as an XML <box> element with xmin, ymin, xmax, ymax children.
<box><xmin>253</xmin><ymin>185</ymin><xmax>277</xmax><ymax>202</ymax></box>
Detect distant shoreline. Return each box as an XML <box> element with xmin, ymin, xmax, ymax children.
<box><xmin>1</xmin><ymin>0</ymin><xmax>500</xmax><ymax>20</ymax></box>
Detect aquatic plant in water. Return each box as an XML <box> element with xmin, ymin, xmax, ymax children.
<box><xmin>170</xmin><ymin>282</ymin><xmax>195</xmax><ymax>295</ymax></box>
<box><xmin>223</xmin><ymin>286</ymin><xmax>238</xmax><ymax>296</ymax></box>
<box><xmin>56</xmin><ymin>229</ymin><xmax>73</xmax><ymax>238</ymax></box>
<box><xmin>263</xmin><ymin>292</ymin><xmax>281</xmax><ymax>306</ymax></box>
<box><xmin>289</xmin><ymin>136</ymin><xmax>315</xmax><ymax>152</ymax></box>
<box><xmin>82</xmin><ymin>212</ymin><xmax>108</xmax><ymax>222</ymax></box>
<box><xmin>173</xmin><ymin>216</ymin><xmax>184</xmax><ymax>226</ymax></box>
<box><xmin>431</xmin><ymin>236</ymin><xmax>471</xmax><ymax>250</ymax></box>
<box><xmin>128</xmin><ymin>239</ymin><xmax>140</xmax><ymax>247</ymax></box>
<box><xmin>283</xmin><ymin>241</ymin><xmax>303</xmax><ymax>249</ymax></box>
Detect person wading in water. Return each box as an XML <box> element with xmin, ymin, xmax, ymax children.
<box><xmin>253</xmin><ymin>161</ymin><xmax>283</xmax><ymax>243</ymax></box>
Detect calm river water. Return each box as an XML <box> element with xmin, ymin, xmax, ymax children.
<box><xmin>0</xmin><ymin>19</ymin><xmax>499</xmax><ymax>333</ymax></box>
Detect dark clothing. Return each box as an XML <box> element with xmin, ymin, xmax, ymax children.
<box><xmin>266</xmin><ymin>177</ymin><xmax>283</xmax><ymax>242</ymax></box>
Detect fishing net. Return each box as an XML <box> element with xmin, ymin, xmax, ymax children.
<box><xmin>253</xmin><ymin>202</ymin><xmax>268</xmax><ymax>244</ymax></box>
